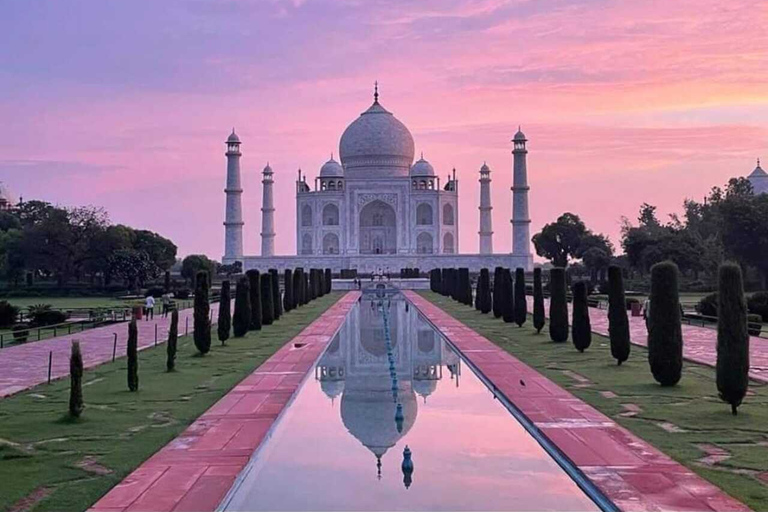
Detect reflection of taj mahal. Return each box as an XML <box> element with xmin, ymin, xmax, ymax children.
<box><xmin>223</xmin><ymin>85</ymin><xmax>534</xmax><ymax>272</ymax></box>
<box><xmin>315</xmin><ymin>296</ymin><xmax>461</xmax><ymax>471</ymax></box>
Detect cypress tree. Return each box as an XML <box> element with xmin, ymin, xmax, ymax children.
<box><xmin>502</xmin><ymin>269</ymin><xmax>516</xmax><ymax>323</ymax></box>
<box><xmin>283</xmin><ymin>269</ymin><xmax>294</xmax><ymax>312</ymax></box>
<box><xmin>648</xmin><ymin>261</ymin><xmax>683</xmax><ymax>386</ymax></box>
<box><xmin>127</xmin><ymin>318</ymin><xmax>139</xmax><ymax>391</ymax></box>
<box><xmin>474</xmin><ymin>272</ymin><xmax>482</xmax><ymax>310</ymax></box>
<box><xmin>232</xmin><ymin>277</ymin><xmax>251</xmax><ymax>337</ymax></box>
<box><xmin>440</xmin><ymin>268</ymin><xmax>450</xmax><ymax>295</ymax></box>
<box><xmin>69</xmin><ymin>340</ymin><xmax>84</xmax><ymax>418</ymax></box>
<box><xmin>716</xmin><ymin>262</ymin><xmax>749</xmax><ymax>415</ymax></box>
<box><xmin>325</xmin><ymin>268</ymin><xmax>332</xmax><ymax>294</ymax></box>
<box><xmin>549</xmin><ymin>268</ymin><xmax>569</xmax><ymax>343</ymax></box>
<box><xmin>458</xmin><ymin>268</ymin><xmax>471</xmax><ymax>305</ymax></box>
<box><xmin>533</xmin><ymin>268</ymin><xmax>545</xmax><ymax>334</ymax></box>
<box><xmin>246</xmin><ymin>269</ymin><xmax>262</xmax><ymax>330</ymax></box>
<box><xmin>217</xmin><ymin>280</ymin><xmax>231</xmax><ymax>345</ymax></box>
<box><xmin>293</xmin><ymin>268</ymin><xmax>304</xmax><ymax>306</ymax></box>
<box><xmin>194</xmin><ymin>271</ymin><xmax>212</xmax><ymax>355</ymax></box>
<box><xmin>304</xmin><ymin>273</ymin><xmax>310</xmax><ymax>303</ymax></box>
<box><xmin>572</xmin><ymin>281</ymin><xmax>592</xmax><ymax>352</ymax></box>
<box><xmin>478</xmin><ymin>269</ymin><xmax>492</xmax><ymax>314</ymax></box>
<box><xmin>270</xmin><ymin>269</ymin><xmax>282</xmax><ymax>320</ymax></box>
<box><xmin>167</xmin><ymin>309</ymin><xmax>178</xmax><ymax>371</ymax></box>
<box><xmin>607</xmin><ymin>265</ymin><xmax>631</xmax><ymax>365</ymax></box>
<box><xmin>261</xmin><ymin>273</ymin><xmax>274</xmax><ymax>326</ymax></box>
<box><xmin>318</xmin><ymin>269</ymin><xmax>326</xmax><ymax>297</ymax></box>
<box><xmin>492</xmin><ymin>267</ymin><xmax>505</xmax><ymax>319</ymax></box>
<box><xmin>514</xmin><ymin>268</ymin><xmax>527</xmax><ymax>327</ymax></box>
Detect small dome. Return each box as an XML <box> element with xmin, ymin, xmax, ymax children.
<box><xmin>480</xmin><ymin>162</ymin><xmax>490</xmax><ymax>173</ymax></box>
<box><xmin>410</xmin><ymin>154</ymin><xmax>435</xmax><ymax>177</ymax></box>
<box><xmin>750</xmin><ymin>159</ymin><xmax>767</xmax><ymax>178</ymax></box>
<box><xmin>513</xmin><ymin>127</ymin><xmax>526</xmax><ymax>141</ymax></box>
<box><xmin>749</xmin><ymin>159</ymin><xmax>768</xmax><ymax>195</ymax></box>
<box><xmin>413</xmin><ymin>379</ymin><xmax>437</xmax><ymax>400</ymax></box>
<box><xmin>320</xmin><ymin>156</ymin><xmax>344</xmax><ymax>177</ymax></box>
<box><xmin>227</xmin><ymin>129</ymin><xmax>240</xmax><ymax>143</ymax></box>
<box><xmin>263</xmin><ymin>162</ymin><xmax>273</xmax><ymax>174</ymax></box>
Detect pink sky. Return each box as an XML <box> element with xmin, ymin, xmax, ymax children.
<box><xmin>2</xmin><ymin>0</ymin><xmax>767</xmax><ymax>259</ymax></box>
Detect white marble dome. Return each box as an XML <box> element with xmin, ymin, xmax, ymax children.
<box><xmin>339</xmin><ymin>100</ymin><xmax>415</xmax><ymax>174</ymax></box>
<box><xmin>749</xmin><ymin>160</ymin><xmax>768</xmax><ymax>195</ymax></box>
<box><xmin>410</xmin><ymin>155</ymin><xmax>435</xmax><ymax>177</ymax></box>
<box><xmin>319</xmin><ymin>156</ymin><xmax>344</xmax><ymax>177</ymax></box>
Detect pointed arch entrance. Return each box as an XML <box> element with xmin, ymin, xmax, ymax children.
<box><xmin>359</xmin><ymin>200</ymin><xmax>397</xmax><ymax>254</ymax></box>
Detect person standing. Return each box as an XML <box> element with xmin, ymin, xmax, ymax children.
<box><xmin>145</xmin><ymin>295</ymin><xmax>156</xmax><ymax>321</ymax></box>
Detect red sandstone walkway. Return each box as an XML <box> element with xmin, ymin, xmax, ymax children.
<box><xmin>0</xmin><ymin>303</ymin><xmax>223</xmax><ymax>398</ymax></box>
<box><xmin>527</xmin><ymin>297</ymin><xmax>768</xmax><ymax>383</ymax></box>
<box><xmin>407</xmin><ymin>291</ymin><xmax>748</xmax><ymax>512</ymax></box>
<box><xmin>89</xmin><ymin>292</ymin><xmax>360</xmax><ymax>512</ymax></box>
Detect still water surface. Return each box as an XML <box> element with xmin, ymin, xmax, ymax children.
<box><xmin>221</xmin><ymin>295</ymin><xmax>598</xmax><ymax>511</ymax></box>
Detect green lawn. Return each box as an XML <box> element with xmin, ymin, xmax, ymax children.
<box><xmin>0</xmin><ymin>292</ymin><xmax>342</xmax><ymax>512</ymax></box>
<box><xmin>3</xmin><ymin>297</ymin><xmax>136</xmax><ymax>310</ymax></box>
<box><xmin>420</xmin><ymin>291</ymin><xmax>768</xmax><ymax>511</ymax></box>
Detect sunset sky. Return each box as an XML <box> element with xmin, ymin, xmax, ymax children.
<box><xmin>2</xmin><ymin>0</ymin><xmax>767</xmax><ymax>259</ymax></box>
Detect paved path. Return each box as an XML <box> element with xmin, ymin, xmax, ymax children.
<box><xmin>528</xmin><ymin>297</ymin><xmax>768</xmax><ymax>383</ymax></box>
<box><xmin>89</xmin><ymin>292</ymin><xmax>360</xmax><ymax>512</ymax></box>
<box><xmin>407</xmin><ymin>291</ymin><xmax>748</xmax><ymax>512</ymax></box>
<box><xmin>0</xmin><ymin>304</ymin><xmax>223</xmax><ymax>398</ymax></box>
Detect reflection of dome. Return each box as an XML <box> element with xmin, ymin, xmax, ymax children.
<box><xmin>410</xmin><ymin>155</ymin><xmax>435</xmax><ymax>177</ymax></box>
<box><xmin>339</xmin><ymin>94</ymin><xmax>415</xmax><ymax>174</ymax></box>
<box><xmin>413</xmin><ymin>379</ymin><xmax>437</xmax><ymax>400</ymax></box>
<box><xmin>341</xmin><ymin>378</ymin><xmax>418</xmax><ymax>458</ymax></box>
<box><xmin>319</xmin><ymin>156</ymin><xmax>344</xmax><ymax>177</ymax></box>
<box><xmin>327</xmin><ymin>335</ymin><xmax>340</xmax><ymax>354</ymax></box>
<box><xmin>321</xmin><ymin>379</ymin><xmax>345</xmax><ymax>399</ymax></box>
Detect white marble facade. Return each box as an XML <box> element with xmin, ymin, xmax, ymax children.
<box><xmin>225</xmin><ymin>86</ymin><xmax>534</xmax><ymax>273</ymax></box>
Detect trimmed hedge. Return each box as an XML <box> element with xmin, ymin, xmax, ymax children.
<box><xmin>748</xmin><ymin>291</ymin><xmax>768</xmax><ymax>321</ymax></box>
<box><xmin>167</xmin><ymin>309</ymin><xmax>178</xmax><ymax>371</ymax></box>
<box><xmin>548</xmin><ymin>268</ymin><xmax>569</xmax><ymax>343</ymax></box>
<box><xmin>246</xmin><ymin>270</ymin><xmax>262</xmax><ymax>330</ymax></box>
<box><xmin>69</xmin><ymin>341</ymin><xmax>84</xmax><ymax>418</ymax></box>
<box><xmin>502</xmin><ymin>269</ymin><xmax>515</xmax><ymax>324</ymax></box>
<box><xmin>270</xmin><ymin>269</ymin><xmax>282</xmax><ymax>320</ymax></box>
<box><xmin>514</xmin><ymin>268</ymin><xmax>527</xmax><ymax>327</ymax></box>
<box><xmin>492</xmin><ymin>267</ymin><xmax>504</xmax><ymax>319</ymax></box>
<box><xmin>325</xmin><ymin>268</ymin><xmax>332</xmax><ymax>294</ymax></box>
<box><xmin>698</xmin><ymin>292</ymin><xmax>718</xmax><ymax>317</ymax></box>
<box><xmin>571</xmin><ymin>281</ymin><xmax>592</xmax><ymax>352</ymax></box>
<box><xmin>608</xmin><ymin>265</ymin><xmax>631</xmax><ymax>365</ymax></box>
<box><xmin>127</xmin><ymin>318</ymin><xmax>138</xmax><ymax>392</ymax></box>
<box><xmin>748</xmin><ymin>314</ymin><xmax>763</xmax><ymax>337</ymax></box>
<box><xmin>261</xmin><ymin>273</ymin><xmax>274</xmax><ymax>326</ymax></box>
<box><xmin>476</xmin><ymin>269</ymin><xmax>492</xmax><ymax>314</ymax></box>
<box><xmin>716</xmin><ymin>263</ymin><xmax>749</xmax><ymax>415</ymax></box>
<box><xmin>193</xmin><ymin>271</ymin><xmax>212</xmax><ymax>355</ymax></box>
<box><xmin>217</xmin><ymin>280</ymin><xmax>231</xmax><ymax>345</ymax></box>
<box><xmin>283</xmin><ymin>269</ymin><xmax>294</xmax><ymax>312</ymax></box>
<box><xmin>648</xmin><ymin>261</ymin><xmax>683</xmax><ymax>386</ymax></box>
<box><xmin>532</xmin><ymin>268</ymin><xmax>545</xmax><ymax>334</ymax></box>
<box><xmin>232</xmin><ymin>277</ymin><xmax>251</xmax><ymax>337</ymax></box>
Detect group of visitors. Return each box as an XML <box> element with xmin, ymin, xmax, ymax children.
<box><xmin>143</xmin><ymin>293</ymin><xmax>175</xmax><ymax>320</ymax></box>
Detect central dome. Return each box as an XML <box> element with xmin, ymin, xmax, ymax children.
<box><xmin>339</xmin><ymin>98</ymin><xmax>415</xmax><ymax>176</ymax></box>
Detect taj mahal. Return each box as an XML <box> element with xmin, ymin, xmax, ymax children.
<box><xmin>222</xmin><ymin>85</ymin><xmax>534</xmax><ymax>273</ymax></box>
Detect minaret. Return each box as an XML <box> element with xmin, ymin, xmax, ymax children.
<box><xmin>261</xmin><ymin>163</ymin><xmax>275</xmax><ymax>256</ymax></box>
<box><xmin>511</xmin><ymin>127</ymin><xmax>532</xmax><ymax>266</ymax></box>
<box><xmin>223</xmin><ymin>129</ymin><xmax>244</xmax><ymax>263</ymax></box>
<box><xmin>478</xmin><ymin>162</ymin><xmax>493</xmax><ymax>254</ymax></box>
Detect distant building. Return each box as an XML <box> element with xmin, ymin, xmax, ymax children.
<box><xmin>748</xmin><ymin>159</ymin><xmax>768</xmax><ymax>195</ymax></box>
<box><xmin>0</xmin><ymin>182</ymin><xmax>19</xmax><ymax>211</ymax></box>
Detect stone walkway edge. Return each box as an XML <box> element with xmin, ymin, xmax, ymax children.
<box><xmin>88</xmin><ymin>291</ymin><xmax>361</xmax><ymax>512</ymax></box>
<box><xmin>405</xmin><ymin>291</ymin><xmax>749</xmax><ymax>512</ymax></box>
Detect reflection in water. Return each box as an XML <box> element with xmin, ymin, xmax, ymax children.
<box><xmin>222</xmin><ymin>295</ymin><xmax>598</xmax><ymax>511</ymax></box>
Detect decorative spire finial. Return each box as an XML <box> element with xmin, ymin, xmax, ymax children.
<box><xmin>374</xmin><ymin>81</ymin><xmax>379</xmax><ymax>103</ymax></box>
<box><xmin>758</xmin><ymin>157</ymin><xmax>761</xmax><ymax>167</ymax></box>
<box><xmin>232</xmin><ymin>127</ymin><xmax>235</xmax><ymax>135</ymax></box>
<box><xmin>420</xmin><ymin>151</ymin><xmax>424</xmax><ymax>160</ymax></box>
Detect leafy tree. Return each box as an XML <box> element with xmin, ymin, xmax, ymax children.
<box><xmin>270</xmin><ymin>269</ymin><xmax>282</xmax><ymax>320</ymax></box>
<box><xmin>134</xmin><ymin>230</ymin><xmax>177</xmax><ymax>271</ymax></box>
<box><xmin>69</xmin><ymin>341</ymin><xmax>84</xmax><ymax>418</ymax></box>
<box><xmin>219</xmin><ymin>261</ymin><xmax>243</xmax><ymax>277</ymax></box>
<box><xmin>492</xmin><ymin>267</ymin><xmax>504</xmax><ymax>319</ymax></box>
<box><xmin>716</xmin><ymin>263</ymin><xmax>749</xmax><ymax>415</ymax></box>
<box><xmin>246</xmin><ymin>270</ymin><xmax>262</xmax><ymax>330</ymax></box>
<box><xmin>532</xmin><ymin>213</ymin><xmax>588</xmax><ymax>267</ymax></box>
<box><xmin>127</xmin><ymin>318</ymin><xmax>139</xmax><ymax>391</ymax></box>
<box><xmin>571</xmin><ymin>281</ymin><xmax>591</xmax><ymax>352</ymax></box>
<box><xmin>108</xmin><ymin>249</ymin><xmax>159</xmax><ymax>291</ymax></box>
<box><xmin>181</xmin><ymin>255</ymin><xmax>217</xmax><ymax>288</ymax></box>
<box><xmin>193</xmin><ymin>271</ymin><xmax>212</xmax><ymax>355</ymax></box>
<box><xmin>232</xmin><ymin>277</ymin><xmax>251</xmax><ymax>337</ymax></box>
<box><xmin>717</xmin><ymin>184</ymin><xmax>768</xmax><ymax>288</ymax></box>
<box><xmin>167</xmin><ymin>309</ymin><xmax>178</xmax><ymax>371</ymax></box>
<box><xmin>607</xmin><ymin>265</ymin><xmax>631</xmax><ymax>365</ymax></box>
<box><xmin>514</xmin><ymin>268</ymin><xmax>527</xmax><ymax>327</ymax></box>
<box><xmin>261</xmin><ymin>273</ymin><xmax>274</xmax><ymax>326</ymax></box>
<box><xmin>648</xmin><ymin>261</ymin><xmax>683</xmax><ymax>386</ymax></box>
<box><xmin>283</xmin><ymin>269</ymin><xmax>294</xmax><ymax>312</ymax></box>
<box><xmin>532</xmin><ymin>268</ymin><xmax>545</xmax><ymax>333</ymax></box>
<box><xmin>549</xmin><ymin>268</ymin><xmax>569</xmax><ymax>343</ymax></box>
<box><xmin>575</xmin><ymin>233</ymin><xmax>614</xmax><ymax>282</ymax></box>
<box><xmin>217</xmin><ymin>280</ymin><xmax>231</xmax><ymax>345</ymax></box>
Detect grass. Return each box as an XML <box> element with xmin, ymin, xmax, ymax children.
<box><xmin>420</xmin><ymin>291</ymin><xmax>768</xmax><ymax>511</ymax></box>
<box><xmin>3</xmin><ymin>297</ymin><xmax>137</xmax><ymax>310</ymax></box>
<box><xmin>0</xmin><ymin>292</ymin><xmax>343</xmax><ymax>512</ymax></box>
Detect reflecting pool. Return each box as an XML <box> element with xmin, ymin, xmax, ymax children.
<box><xmin>221</xmin><ymin>294</ymin><xmax>599</xmax><ymax>511</ymax></box>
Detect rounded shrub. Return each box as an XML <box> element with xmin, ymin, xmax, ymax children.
<box><xmin>549</xmin><ymin>268</ymin><xmax>569</xmax><ymax>343</ymax></box>
<box><xmin>0</xmin><ymin>300</ymin><xmax>20</xmax><ymax>328</ymax></box>
<box><xmin>748</xmin><ymin>291</ymin><xmax>768</xmax><ymax>321</ymax></box>
<box><xmin>533</xmin><ymin>268</ymin><xmax>545</xmax><ymax>334</ymax></box>
<box><xmin>748</xmin><ymin>314</ymin><xmax>762</xmax><ymax>337</ymax></box>
<box><xmin>11</xmin><ymin>323</ymin><xmax>30</xmax><ymax>343</ymax></box>
<box><xmin>697</xmin><ymin>292</ymin><xmax>718</xmax><ymax>318</ymax></box>
<box><xmin>716</xmin><ymin>263</ymin><xmax>749</xmax><ymax>415</ymax></box>
<box><xmin>648</xmin><ymin>261</ymin><xmax>683</xmax><ymax>386</ymax></box>
<box><xmin>608</xmin><ymin>265</ymin><xmax>631</xmax><ymax>365</ymax></box>
<box><xmin>571</xmin><ymin>281</ymin><xmax>592</xmax><ymax>352</ymax></box>
<box><xmin>514</xmin><ymin>268</ymin><xmax>527</xmax><ymax>327</ymax></box>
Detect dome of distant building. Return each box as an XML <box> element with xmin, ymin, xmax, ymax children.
<box><xmin>748</xmin><ymin>159</ymin><xmax>768</xmax><ymax>195</ymax></box>
<box><xmin>410</xmin><ymin>155</ymin><xmax>435</xmax><ymax>177</ymax></box>
<box><xmin>339</xmin><ymin>92</ymin><xmax>415</xmax><ymax>175</ymax></box>
<box><xmin>0</xmin><ymin>182</ymin><xmax>18</xmax><ymax>210</ymax></box>
<box><xmin>319</xmin><ymin>156</ymin><xmax>344</xmax><ymax>177</ymax></box>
